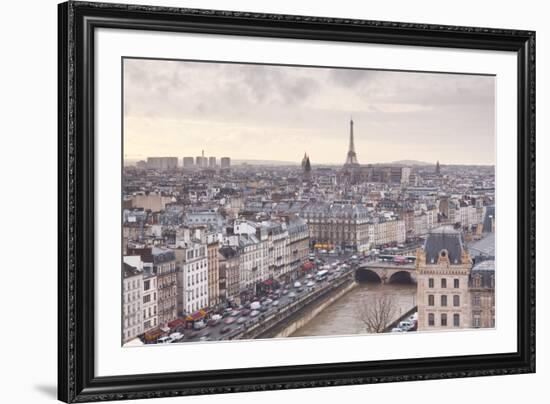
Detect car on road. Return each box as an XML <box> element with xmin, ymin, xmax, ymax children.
<box><xmin>282</xmin><ymin>289</ymin><xmax>288</xmax><ymax>295</ymax></box>
<box><xmin>193</xmin><ymin>320</ymin><xmax>206</xmax><ymax>330</ymax></box>
<box><xmin>250</xmin><ymin>301</ymin><xmax>261</xmax><ymax>310</ymax></box>
<box><xmin>391</xmin><ymin>327</ymin><xmax>403</xmax><ymax>333</ymax></box>
<box><xmin>169</xmin><ymin>332</ymin><xmax>184</xmax><ymax>342</ymax></box>
<box><xmin>157</xmin><ymin>336</ymin><xmax>172</xmax><ymax>343</ymax></box>
<box><xmin>250</xmin><ymin>310</ymin><xmax>260</xmax><ymax>317</ymax></box>
<box><xmin>288</xmin><ymin>292</ymin><xmax>296</xmax><ymax>299</ymax></box>
<box><xmin>224</xmin><ymin>317</ymin><xmax>236</xmax><ymax>325</ymax></box>
<box><xmin>264</xmin><ymin>298</ymin><xmax>273</xmax><ymax>305</ymax></box>
<box><xmin>220</xmin><ymin>326</ymin><xmax>231</xmax><ymax>334</ymax></box>
<box><xmin>306</xmin><ymin>281</ymin><xmax>315</xmax><ymax>287</ymax></box>
<box><xmin>240</xmin><ymin>309</ymin><xmax>251</xmax><ymax>316</ymax></box>
<box><xmin>272</xmin><ymin>300</ymin><xmax>279</xmax><ymax>306</ymax></box>
<box><xmin>237</xmin><ymin>317</ymin><xmax>247</xmax><ymax>324</ymax></box>
<box><xmin>293</xmin><ymin>281</ymin><xmax>302</xmax><ymax>288</ymax></box>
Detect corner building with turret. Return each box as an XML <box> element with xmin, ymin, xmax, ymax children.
<box><xmin>416</xmin><ymin>226</ymin><xmax>472</xmax><ymax>330</ymax></box>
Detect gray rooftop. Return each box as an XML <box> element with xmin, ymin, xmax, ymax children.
<box><xmin>424</xmin><ymin>226</ymin><xmax>464</xmax><ymax>265</ymax></box>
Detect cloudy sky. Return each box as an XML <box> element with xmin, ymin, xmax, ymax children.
<box><xmin>123</xmin><ymin>58</ymin><xmax>495</xmax><ymax>165</ymax></box>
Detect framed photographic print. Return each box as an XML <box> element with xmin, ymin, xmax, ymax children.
<box><xmin>58</xmin><ymin>1</ymin><xmax>535</xmax><ymax>402</ymax></box>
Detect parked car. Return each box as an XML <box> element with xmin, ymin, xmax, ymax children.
<box><xmin>391</xmin><ymin>327</ymin><xmax>403</xmax><ymax>333</ymax></box>
<box><xmin>157</xmin><ymin>336</ymin><xmax>172</xmax><ymax>343</ymax></box>
<box><xmin>398</xmin><ymin>320</ymin><xmax>413</xmax><ymax>331</ymax></box>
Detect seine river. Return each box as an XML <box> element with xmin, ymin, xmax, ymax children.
<box><xmin>291</xmin><ymin>282</ymin><xmax>417</xmax><ymax>337</ymax></box>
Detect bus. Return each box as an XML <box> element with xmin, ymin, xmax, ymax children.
<box><xmin>316</xmin><ymin>269</ymin><xmax>329</xmax><ymax>281</ymax></box>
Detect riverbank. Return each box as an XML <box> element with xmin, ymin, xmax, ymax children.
<box><xmin>273</xmin><ymin>280</ymin><xmax>358</xmax><ymax>338</ymax></box>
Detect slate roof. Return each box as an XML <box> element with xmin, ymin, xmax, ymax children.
<box><xmin>469</xmin><ymin>259</ymin><xmax>495</xmax><ymax>288</ymax></box>
<box><xmin>122</xmin><ymin>262</ymin><xmax>141</xmax><ymax>278</ymax></box>
<box><xmin>424</xmin><ymin>226</ymin><xmax>464</xmax><ymax>265</ymax></box>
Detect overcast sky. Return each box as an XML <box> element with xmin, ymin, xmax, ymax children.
<box><xmin>123</xmin><ymin>58</ymin><xmax>495</xmax><ymax>165</ymax></box>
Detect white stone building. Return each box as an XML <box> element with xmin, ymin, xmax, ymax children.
<box><xmin>122</xmin><ymin>261</ymin><xmax>143</xmax><ymax>343</ymax></box>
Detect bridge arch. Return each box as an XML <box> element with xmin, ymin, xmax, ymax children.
<box><xmin>355</xmin><ymin>268</ymin><xmax>382</xmax><ymax>283</ymax></box>
<box><xmin>388</xmin><ymin>270</ymin><xmax>415</xmax><ymax>284</ymax></box>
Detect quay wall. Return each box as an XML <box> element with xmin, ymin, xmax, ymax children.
<box><xmin>274</xmin><ymin>281</ymin><xmax>358</xmax><ymax>338</ymax></box>
<box><xmin>233</xmin><ymin>274</ymin><xmax>357</xmax><ymax>340</ymax></box>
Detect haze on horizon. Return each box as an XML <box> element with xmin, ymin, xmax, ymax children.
<box><xmin>123</xmin><ymin>58</ymin><xmax>496</xmax><ymax>166</ymax></box>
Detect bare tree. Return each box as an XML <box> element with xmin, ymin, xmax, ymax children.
<box><xmin>355</xmin><ymin>294</ymin><xmax>398</xmax><ymax>333</ymax></box>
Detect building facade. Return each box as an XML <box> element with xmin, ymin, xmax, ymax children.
<box><xmin>219</xmin><ymin>246</ymin><xmax>240</xmax><ymax>304</ymax></box>
<box><xmin>469</xmin><ymin>259</ymin><xmax>495</xmax><ymax>328</ymax></box>
<box><xmin>301</xmin><ymin>202</ymin><xmax>370</xmax><ymax>252</ymax></box>
<box><xmin>152</xmin><ymin>247</ymin><xmax>177</xmax><ymax>325</ymax></box>
<box><xmin>175</xmin><ymin>241</ymin><xmax>209</xmax><ymax>315</ymax></box>
<box><xmin>416</xmin><ymin>227</ymin><xmax>472</xmax><ymax>331</ymax></box>
<box><xmin>207</xmin><ymin>237</ymin><xmax>220</xmax><ymax>308</ymax></box>
<box><xmin>122</xmin><ymin>262</ymin><xmax>143</xmax><ymax>343</ymax></box>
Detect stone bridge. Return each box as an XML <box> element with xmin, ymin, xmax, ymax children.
<box><xmin>355</xmin><ymin>261</ymin><xmax>417</xmax><ymax>284</ymax></box>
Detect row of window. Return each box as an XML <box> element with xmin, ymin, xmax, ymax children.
<box><xmin>143</xmin><ymin>292</ymin><xmax>156</xmax><ymax>304</ymax></box>
<box><xmin>124</xmin><ymin>279</ymin><xmax>141</xmax><ymax>291</ymax></box>
<box><xmin>428</xmin><ymin>313</ymin><xmax>460</xmax><ymax>327</ymax></box>
<box><xmin>428</xmin><ymin>278</ymin><xmax>460</xmax><ymax>288</ymax></box>
<box><xmin>186</xmin><ymin>286</ymin><xmax>207</xmax><ymax>301</ymax></box>
<box><xmin>428</xmin><ymin>294</ymin><xmax>460</xmax><ymax>307</ymax></box>
<box><xmin>124</xmin><ymin>290</ymin><xmax>141</xmax><ymax>303</ymax></box>
<box><xmin>187</xmin><ymin>299</ymin><xmax>207</xmax><ymax>313</ymax></box>
<box><xmin>143</xmin><ymin>305</ymin><xmax>156</xmax><ymax>318</ymax></box>
<box><xmin>187</xmin><ymin>272</ymin><xmax>207</xmax><ymax>286</ymax></box>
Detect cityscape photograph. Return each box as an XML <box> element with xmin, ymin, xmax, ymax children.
<box><xmin>121</xmin><ymin>58</ymin><xmax>496</xmax><ymax>346</ymax></box>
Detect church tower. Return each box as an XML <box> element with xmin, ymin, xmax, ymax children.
<box><xmin>302</xmin><ymin>152</ymin><xmax>311</xmax><ymax>183</ymax></box>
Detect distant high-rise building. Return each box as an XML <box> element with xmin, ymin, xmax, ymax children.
<box><xmin>183</xmin><ymin>157</ymin><xmax>195</xmax><ymax>168</ymax></box>
<box><xmin>209</xmin><ymin>156</ymin><xmax>216</xmax><ymax>168</ymax></box>
<box><xmin>220</xmin><ymin>157</ymin><xmax>231</xmax><ymax>169</ymax></box>
<box><xmin>146</xmin><ymin>157</ymin><xmax>178</xmax><ymax>170</ymax></box>
<box><xmin>435</xmin><ymin>160</ymin><xmax>441</xmax><ymax>175</ymax></box>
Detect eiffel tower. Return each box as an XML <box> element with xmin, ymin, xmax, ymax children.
<box><xmin>343</xmin><ymin>117</ymin><xmax>360</xmax><ymax>168</ymax></box>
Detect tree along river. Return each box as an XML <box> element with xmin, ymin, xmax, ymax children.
<box><xmin>290</xmin><ymin>282</ymin><xmax>417</xmax><ymax>337</ymax></box>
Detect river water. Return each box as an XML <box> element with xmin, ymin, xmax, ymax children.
<box><xmin>291</xmin><ymin>282</ymin><xmax>417</xmax><ymax>337</ymax></box>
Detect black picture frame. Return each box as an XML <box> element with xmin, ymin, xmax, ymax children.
<box><xmin>58</xmin><ymin>1</ymin><xmax>536</xmax><ymax>402</ymax></box>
